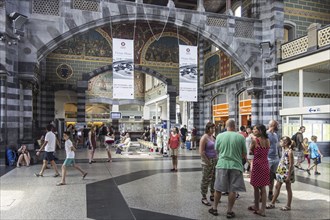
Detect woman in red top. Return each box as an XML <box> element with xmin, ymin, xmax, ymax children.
<box><xmin>168</xmin><ymin>127</ymin><xmax>180</xmax><ymax>172</ymax></box>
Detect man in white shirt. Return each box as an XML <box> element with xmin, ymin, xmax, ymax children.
<box><xmin>35</xmin><ymin>124</ymin><xmax>60</xmax><ymax>177</ymax></box>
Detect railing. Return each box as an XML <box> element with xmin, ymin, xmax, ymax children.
<box><xmin>281</xmin><ymin>25</ymin><xmax>330</xmax><ymax>60</ymax></box>
<box><xmin>281</xmin><ymin>36</ymin><xmax>308</xmax><ymax>60</ymax></box>
<box><xmin>318</xmin><ymin>25</ymin><xmax>330</xmax><ymax>48</ymax></box>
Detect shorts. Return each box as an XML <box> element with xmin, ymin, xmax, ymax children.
<box><xmin>296</xmin><ymin>151</ymin><xmax>305</xmax><ymax>163</ymax></box>
<box><xmin>268</xmin><ymin>158</ymin><xmax>280</xmax><ymax>174</ymax></box>
<box><xmin>63</xmin><ymin>158</ymin><xmax>75</xmax><ymax>166</ymax></box>
<box><xmin>43</xmin><ymin>152</ymin><xmax>55</xmax><ymax>162</ymax></box>
<box><xmin>214</xmin><ymin>168</ymin><xmax>246</xmax><ymax>192</ymax></box>
<box><xmin>170</xmin><ymin>148</ymin><xmax>178</xmax><ymax>157</ymax></box>
<box><xmin>181</xmin><ymin>136</ymin><xmax>186</xmax><ymax>143</ymax></box>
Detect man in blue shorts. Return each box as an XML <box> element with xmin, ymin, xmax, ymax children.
<box><xmin>266</xmin><ymin>120</ymin><xmax>280</xmax><ymax>201</ymax></box>
<box><xmin>35</xmin><ymin>124</ymin><xmax>60</xmax><ymax>177</ymax></box>
<box><xmin>209</xmin><ymin>119</ymin><xmax>247</xmax><ymax>218</ymax></box>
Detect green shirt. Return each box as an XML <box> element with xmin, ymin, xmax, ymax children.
<box><xmin>215</xmin><ymin>131</ymin><xmax>247</xmax><ymax>172</ymax></box>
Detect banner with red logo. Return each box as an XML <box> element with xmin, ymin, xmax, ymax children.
<box><xmin>112</xmin><ymin>38</ymin><xmax>134</xmax><ymax>99</ymax></box>
<box><xmin>179</xmin><ymin>45</ymin><xmax>198</xmax><ymax>102</ymax></box>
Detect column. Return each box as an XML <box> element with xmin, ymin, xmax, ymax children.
<box><xmin>77</xmin><ymin>81</ymin><xmax>88</xmax><ymax>123</ymax></box>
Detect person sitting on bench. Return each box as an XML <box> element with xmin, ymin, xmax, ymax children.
<box><xmin>117</xmin><ymin>133</ymin><xmax>131</xmax><ymax>152</ymax></box>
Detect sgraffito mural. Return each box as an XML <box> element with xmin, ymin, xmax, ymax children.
<box><xmin>87</xmin><ymin>71</ymin><xmax>145</xmax><ymax>99</ymax></box>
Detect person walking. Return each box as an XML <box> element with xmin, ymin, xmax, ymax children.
<box><xmin>248</xmin><ymin>124</ymin><xmax>270</xmax><ymax>217</ymax></box>
<box><xmin>180</xmin><ymin>125</ymin><xmax>188</xmax><ymax>149</ymax></box>
<box><xmin>105</xmin><ymin>126</ymin><xmax>115</xmax><ymax>162</ymax></box>
<box><xmin>209</xmin><ymin>119</ymin><xmax>247</xmax><ymax>218</ymax></box>
<box><xmin>306</xmin><ymin>135</ymin><xmax>323</xmax><ymax>175</ymax></box>
<box><xmin>88</xmin><ymin>126</ymin><xmax>97</xmax><ymax>164</ymax></box>
<box><xmin>199</xmin><ymin>122</ymin><xmax>218</xmax><ymax>206</ymax></box>
<box><xmin>56</xmin><ymin>131</ymin><xmax>88</xmax><ymax>186</ymax></box>
<box><xmin>294</xmin><ymin>126</ymin><xmax>306</xmax><ymax>169</ymax></box>
<box><xmin>266</xmin><ymin>120</ymin><xmax>280</xmax><ymax>201</ymax></box>
<box><xmin>35</xmin><ymin>124</ymin><xmax>60</xmax><ymax>177</ymax></box>
<box><xmin>302</xmin><ymin>138</ymin><xmax>310</xmax><ymax>170</ymax></box>
<box><xmin>191</xmin><ymin>126</ymin><xmax>197</xmax><ymax>150</ymax></box>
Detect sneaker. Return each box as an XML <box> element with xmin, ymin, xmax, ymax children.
<box><xmin>314</xmin><ymin>172</ymin><xmax>321</xmax><ymax>175</ymax></box>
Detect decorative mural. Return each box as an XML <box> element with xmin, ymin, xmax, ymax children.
<box><xmin>204</xmin><ymin>51</ymin><xmax>242</xmax><ymax>84</ymax></box>
<box><xmin>204</xmin><ymin>53</ymin><xmax>220</xmax><ymax>84</ymax></box>
<box><xmin>51</xmin><ymin>28</ymin><xmax>112</xmax><ymax>60</ymax></box>
<box><xmin>87</xmin><ymin>71</ymin><xmax>145</xmax><ymax>99</ymax></box>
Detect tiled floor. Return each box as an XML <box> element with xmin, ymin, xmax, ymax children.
<box><xmin>1</xmin><ymin>145</ymin><xmax>329</xmax><ymax>220</ymax></box>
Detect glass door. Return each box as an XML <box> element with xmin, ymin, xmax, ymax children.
<box><xmin>282</xmin><ymin>115</ymin><xmax>301</xmax><ymax>137</ymax></box>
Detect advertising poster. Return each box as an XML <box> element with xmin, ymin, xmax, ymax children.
<box><xmin>179</xmin><ymin>45</ymin><xmax>198</xmax><ymax>102</ymax></box>
<box><xmin>112</xmin><ymin>38</ymin><xmax>134</xmax><ymax>99</ymax></box>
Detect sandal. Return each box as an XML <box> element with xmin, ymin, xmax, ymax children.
<box><xmin>201</xmin><ymin>198</ymin><xmax>211</xmax><ymax>206</ymax></box>
<box><xmin>56</xmin><ymin>182</ymin><xmax>66</xmax><ymax>186</ymax></box>
<box><xmin>208</xmin><ymin>208</ymin><xmax>218</xmax><ymax>216</ymax></box>
<box><xmin>82</xmin><ymin>172</ymin><xmax>88</xmax><ymax>179</ymax></box>
<box><xmin>266</xmin><ymin>203</ymin><xmax>275</xmax><ymax>209</ymax></box>
<box><xmin>254</xmin><ymin>211</ymin><xmax>266</xmax><ymax>217</ymax></box>
<box><xmin>280</xmin><ymin>206</ymin><xmax>291</xmax><ymax>211</ymax></box>
<box><xmin>226</xmin><ymin>211</ymin><xmax>235</xmax><ymax>218</ymax></box>
<box><xmin>248</xmin><ymin>206</ymin><xmax>256</xmax><ymax>211</ymax></box>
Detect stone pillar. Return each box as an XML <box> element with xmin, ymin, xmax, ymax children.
<box><xmin>77</xmin><ymin>81</ymin><xmax>88</xmax><ymax>123</ymax></box>
<box><xmin>307</xmin><ymin>23</ymin><xmax>321</xmax><ymax>51</ymax></box>
<box><xmin>197</xmin><ymin>0</ymin><xmax>205</xmax><ymax>12</ymax></box>
<box><xmin>0</xmin><ymin>74</ymin><xmax>8</xmax><ymax>147</ymax></box>
<box><xmin>40</xmin><ymin>85</ymin><xmax>55</xmax><ymax>128</ymax></box>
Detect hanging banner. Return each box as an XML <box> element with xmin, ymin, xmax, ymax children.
<box><xmin>112</xmin><ymin>38</ymin><xmax>134</xmax><ymax>99</ymax></box>
<box><xmin>179</xmin><ymin>45</ymin><xmax>198</xmax><ymax>102</ymax></box>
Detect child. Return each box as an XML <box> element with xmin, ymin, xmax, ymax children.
<box><xmin>302</xmin><ymin>138</ymin><xmax>310</xmax><ymax>169</ymax></box>
<box><xmin>266</xmin><ymin>136</ymin><xmax>295</xmax><ymax>211</ymax></box>
<box><xmin>306</xmin><ymin>136</ymin><xmax>323</xmax><ymax>175</ymax></box>
<box><xmin>56</xmin><ymin>131</ymin><xmax>88</xmax><ymax>186</ymax></box>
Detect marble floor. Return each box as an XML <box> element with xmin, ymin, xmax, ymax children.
<box><xmin>1</xmin><ymin>145</ymin><xmax>329</xmax><ymax>220</ymax></box>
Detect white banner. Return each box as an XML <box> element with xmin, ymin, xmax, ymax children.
<box><xmin>112</xmin><ymin>38</ymin><xmax>134</xmax><ymax>99</ymax></box>
<box><xmin>179</xmin><ymin>45</ymin><xmax>198</xmax><ymax>102</ymax></box>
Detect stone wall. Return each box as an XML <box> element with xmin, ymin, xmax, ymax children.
<box><xmin>284</xmin><ymin>0</ymin><xmax>330</xmax><ymax>37</ymax></box>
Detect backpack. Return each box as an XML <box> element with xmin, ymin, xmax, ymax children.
<box><xmin>5</xmin><ymin>147</ymin><xmax>17</xmax><ymax>166</ymax></box>
<box><xmin>291</xmin><ymin>132</ymin><xmax>298</xmax><ymax>144</ymax></box>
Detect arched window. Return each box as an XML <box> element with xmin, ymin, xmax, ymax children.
<box><xmin>234</xmin><ymin>6</ymin><xmax>242</xmax><ymax>17</ymax></box>
<box><xmin>284</xmin><ymin>22</ymin><xmax>296</xmax><ymax>42</ymax></box>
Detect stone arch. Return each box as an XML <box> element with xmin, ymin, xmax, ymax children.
<box><xmin>37</xmin><ymin>13</ymin><xmax>259</xmax><ymax>78</ymax></box>
<box><xmin>81</xmin><ymin>64</ymin><xmax>172</xmax><ymax>86</ymax></box>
